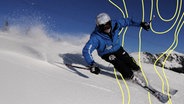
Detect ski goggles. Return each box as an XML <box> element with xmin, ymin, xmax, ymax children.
<box><xmin>98</xmin><ymin>21</ymin><xmax>111</xmax><ymax>31</ymax></box>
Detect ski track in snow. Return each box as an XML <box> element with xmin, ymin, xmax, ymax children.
<box><xmin>81</xmin><ymin>82</ymin><xmax>113</xmax><ymax>92</ymax></box>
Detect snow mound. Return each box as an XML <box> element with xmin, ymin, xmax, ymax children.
<box><xmin>0</xmin><ymin>25</ymin><xmax>184</xmax><ymax>104</ymax></box>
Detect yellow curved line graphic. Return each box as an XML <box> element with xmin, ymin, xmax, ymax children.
<box><xmin>150</xmin><ymin>0</ymin><xmax>182</xmax><ymax>34</ymax></box>
<box><xmin>139</xmin><ymin>0</ymin><xmax>153</xmax><ymax>103</ymax></box>
<box><xmin>108</xmin><ymin>0</ymin><xmax>183</xmax><ymax>104</ymax></box>
<box><xmin>156</xmin><ymin>0</ymin><xmax>179</xmax><ymax>22</ymax></box>
<box><xmin>152</xmin><ymin>0</ymin><xmax>182</xmax><ymax>93</ymax></box>
<box><xmin>113</xmin><ymin>68</ymin><xmax>125</xmax><ymax>104</ymax></box>
<box><xmin>108</xmin><ymin>0</ymin><xmax>131</xmax><ymax>104</ymax></box>
<box><xmin>152</xmin><ymin>0</ymin><xmax>183</xmax><ymax>104</ymax></box>
<box><xmin>162</xmin><ymin>13</ymin><xmax>183</xmax><ymax>104</ymax></box>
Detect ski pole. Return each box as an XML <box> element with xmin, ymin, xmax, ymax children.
<box><xmin>55</xmin><ymin>62</ymin><xmax>89</xmax><ymax>70</ymax></box>
<box><xmin>65</xmin><ymin>63</ymin><xmax>89</xmax><ymax>70</ymax></box>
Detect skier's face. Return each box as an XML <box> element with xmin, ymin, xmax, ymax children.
<box><xmin>98</xmin><ymin>21</ymin><xmax>111</xmax><ymax>33</ymax></box>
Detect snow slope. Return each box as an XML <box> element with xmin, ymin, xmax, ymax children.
<box><xmin>0</xmin><ymin>26</ymin><xmax>184</xmax><ymax>104</ymax></box>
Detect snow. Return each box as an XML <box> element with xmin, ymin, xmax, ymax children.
<box><xmin>0</xmin><ymin>26</ymin><xmax>184</xmax><ymax>104</ymax></box>
<box><xmin>131</xmin><ymin>51</ymin><xmax>184</xmax><ymax>69</ymax></box>
<box><xmin>163</xmin><ymin>51</ymin><xmax>183</xmax><ymax>68</ymax></box>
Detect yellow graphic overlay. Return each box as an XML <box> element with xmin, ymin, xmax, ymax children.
<box><xmin>108</xmin><ymin>0</ymin><xmax>130</xmax><ymax>104</ymax></box>
<box><xmin>108</xmin><ymin>0</ymin><xmax>183</xmax><ymax>104</ymax></box>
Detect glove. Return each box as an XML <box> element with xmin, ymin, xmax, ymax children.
<box><xmin>89</xmin><ymin>63</ymin><xmax>101</xmax><ymax>75</ymax></box>
<box><xmin>140</xmin><ymin>22</ymin><xmax>150</xmax><ymax>31</ymax></box>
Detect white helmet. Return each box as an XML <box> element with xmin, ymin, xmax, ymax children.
<box><xmin>96</xmin><ymin>13</ymin><xmax>111</xmax><ymax>26</ymax></box>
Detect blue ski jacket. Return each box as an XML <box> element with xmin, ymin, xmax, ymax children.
<box><xmin>82</xmin><ymin>18</ymin><xmax>141</xmax><ymax>65</ymax></box>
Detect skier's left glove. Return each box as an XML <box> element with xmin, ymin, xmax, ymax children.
<box><xmin>140</xmin><ymin>22</ymin><xmax>150</xmax><ymax>31</ymax></box>
<box><xmin>89</xmin><ymin>62</ymin><xmax>101</xmax><ymax>75</ymax></box>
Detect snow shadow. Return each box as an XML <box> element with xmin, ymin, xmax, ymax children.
<box><xmin>59</xmin><ymin>53</ymin><xmax>122</xmax><ymax>79</ymax></box>
<box><xmin>58</xmin><ymin>53</ymin><xmax>89</xmax><ymax>78</ymax></box>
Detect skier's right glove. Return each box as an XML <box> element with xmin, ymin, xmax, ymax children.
<box><xmin>89</xmin><ymin>62</ymin><xmax>101</xmax><ymax>75</ymax></box>
<box><xmin>140</xmin><ymin>22</ymin><xmax>150</xmax><ymax>31</ymax></box>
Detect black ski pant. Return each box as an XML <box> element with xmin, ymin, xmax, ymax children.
<box><xmin>102</xmin><ymin>47</ymin><xmax>140</xmax><ymax>79</ymax></box>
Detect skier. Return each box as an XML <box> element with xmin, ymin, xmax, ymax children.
<box><xmin>82</xmin><ymin>13</ymin><xmax>150</xmax><ymax>81</ymax></box>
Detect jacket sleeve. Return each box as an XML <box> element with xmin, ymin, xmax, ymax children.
<box><xmin>118</xmin><ymin>18</ymin><xmax>141</xmax><ymax>27</ymax></box>
<box><xmin>82</xmin><ymin>36</ymin><xmax>99</xmax><ymax>65</ymax></box>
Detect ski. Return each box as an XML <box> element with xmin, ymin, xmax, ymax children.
<box><xmin>132</xmin><ymin>76</ymin><xmax>174</xmax><ymax>103</ymax></box>
<box><xmin>54</xmin><ymin>62</ymin><xmax>89</xmax><ymax>70</ymax></box>
<box><xmin>143</xmin><ymin>85</ymin><xmax>170</xmax><ymax>103</ymax></box>
<box><xmin>165</xmin><ymin>88</ymin><xmax>178</xmax><ymax>95</ymax></box>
